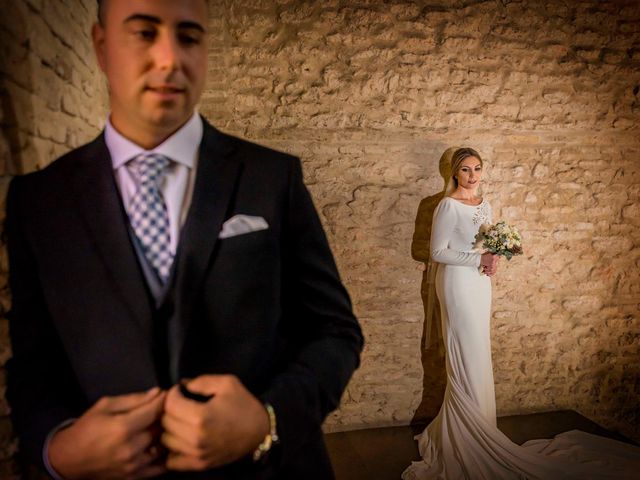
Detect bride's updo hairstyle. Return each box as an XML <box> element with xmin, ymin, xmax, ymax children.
<box><xmin>445</xmin><ymin>147</ymin><xmax>483</xmax><ymax>196</ymax></box>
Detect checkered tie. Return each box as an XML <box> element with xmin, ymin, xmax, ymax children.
<box><xmin>127</xmin><ymin>153</ymin><xmax>173</xmax><ymax>283</ymax></box>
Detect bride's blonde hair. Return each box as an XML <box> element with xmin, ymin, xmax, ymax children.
<box><xmin>444</xmin><ymin>147</ymin><xmax>484</xmax><ymax>196</ymax></box>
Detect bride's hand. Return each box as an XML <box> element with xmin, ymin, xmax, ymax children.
<box><xmin>480</xmin><ymin>253</ymin><xmax>498</xmax><ymax>276</ymax></box>
<box><xmin>489</xmin><ymin>256</ymin><xmax>500</xmax><ymax>276</ymax></box>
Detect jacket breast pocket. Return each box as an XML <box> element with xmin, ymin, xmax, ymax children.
<box><xmin>216</xmin><ymin>229</ymin><xmax>276</xmax><ymax>256</ymax></box>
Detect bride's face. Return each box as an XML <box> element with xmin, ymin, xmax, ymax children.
<box><xmin>456</xmin><ymin>156</ymin><xmax>483</xmax><ymax>191</ymax></box>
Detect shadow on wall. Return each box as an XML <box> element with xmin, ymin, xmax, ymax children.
<box><xmin>410</xmin><ymin>147</ymin><xmax>456</xmax><ymax>425</ymax></box>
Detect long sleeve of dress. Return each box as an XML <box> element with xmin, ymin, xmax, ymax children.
<box><xmin>430</xmin><ymin>198</ymin><xmax>482</xmax><ymax>267</ymax></box>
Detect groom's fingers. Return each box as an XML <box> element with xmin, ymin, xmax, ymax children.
<box><xmin>161</xmin><ymin>430</ymin><xmax>201</xmax><ymax>457</ymax></box>
<box><xmin>124</xmin><ymin>391</ymin><xmax>167</xmax><ymax>432</ymax></box>
<box><xmin>164</xmin><ymin>385</ymin><xmax>208</xmax><ymax>426</ymax></box>
<box><xmin>93</xmin><ymin>387</ymin><xmax>161</xmax><ymax>415</ymax></box>
<box><xmin>161</xmin><ymin>410</ymin><xmax>197</xmax><ymax>444</ymax></box>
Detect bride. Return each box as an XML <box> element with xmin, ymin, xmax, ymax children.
<box><xmin>402</xmin><ymin>147</ymin><xmax>639</xmax><ymax>480</ymax></box>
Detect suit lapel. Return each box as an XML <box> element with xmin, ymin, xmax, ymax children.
<box><xmin>69</xmin><ymin>135</ymin><xmax>153</xmax><ymax>337</ymax></box>
<box><xmin>170</xmin><ymin>122</ymin><xmax>242</xmax><ymax>363</ymax></box>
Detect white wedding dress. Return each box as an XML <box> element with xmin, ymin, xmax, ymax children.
<box><xmin>402</xmin><ymin>197</ymin><xmax>640</xmax><ymax>480</ymax></box>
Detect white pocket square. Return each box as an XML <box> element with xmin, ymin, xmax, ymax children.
<box><xmin>218</xmin><ymin>214</ymin><xmax>269</xmax><ymax>239</ymax></box>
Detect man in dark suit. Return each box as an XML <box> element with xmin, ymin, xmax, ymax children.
<box><xmin>5</xmin><ymin>0</ymin><xmax>363</xmax><ymax>478</ymax></box>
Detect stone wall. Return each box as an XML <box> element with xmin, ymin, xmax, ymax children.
<box><xmin>201</xmin><ymin>0</ymin><xmax>640</xmax><ymax>441</ymax></box>
<box><xmin>0</xmin><ymin>0</ymin><xmax>638</xmax><ymax>474</ymax></box>
<box><xmin>0</xmin><ymin>0</ymin><xmax>107</xmax><ymax>475</ymax></box>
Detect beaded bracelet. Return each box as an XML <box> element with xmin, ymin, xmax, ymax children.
<box><xmin>252</xmin><ymin>403</ymin><xmax>279</xmax><ymax>462</ymax></box>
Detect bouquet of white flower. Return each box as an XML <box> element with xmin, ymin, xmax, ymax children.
<box><xmin>473</xmin><ymin>222</ymin><xmax>523</xmax><ymax>273</ymax></box>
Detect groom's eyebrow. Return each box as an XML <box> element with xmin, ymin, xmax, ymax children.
<box><xmin>124</xmin><ymin>13</ymin><xmax>206</xmax><ymax>33</ymax></box>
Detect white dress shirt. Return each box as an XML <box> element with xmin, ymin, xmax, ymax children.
<box><xmin>105</xmin><ymin>112</ymin><xmax>203</xmax><ymax>253</ymax></box>
<box><xmin>43</xmin><ymin>112</ymin><xmax>203</xmax><ymax>479</ymax></box>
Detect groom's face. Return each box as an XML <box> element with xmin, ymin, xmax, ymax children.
<box><xmin>92</xmin><ymin>0</ymin><xmax>208</xmax><ymax>143</ymax></box>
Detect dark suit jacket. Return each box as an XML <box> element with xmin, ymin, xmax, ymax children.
<box><xmin>5</xmin><ymin>119</ymin><xmax>363</xmax><ymax>479</ymax></box>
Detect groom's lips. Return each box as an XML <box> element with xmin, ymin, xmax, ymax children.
<box><xmin>146</xmin><ymin>84</ymin><xmax>186</xmax><ymax>100</ymax></box>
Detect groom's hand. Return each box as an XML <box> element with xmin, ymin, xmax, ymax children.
<box><xmin>48</xmin><ymin>387</ymin><xmax>167</xmax><ymax>479</ymax></box>
<box><xmin>161</xmin><ymin>375</ymin><xmax>270</xmax><ymax>471</ymax></box>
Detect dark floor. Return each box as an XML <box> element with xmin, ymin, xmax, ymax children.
<box><xmin>325</xmin><ymin>410</ymin><xmax>636</xmax><ymax>480</ymax></box>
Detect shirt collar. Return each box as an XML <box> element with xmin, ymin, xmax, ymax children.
<box><xmin>105</xmin><ymin>112</ymin><xmax>203</xmax><ymax>170</ymax></box>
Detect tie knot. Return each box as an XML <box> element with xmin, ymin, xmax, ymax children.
<box><xmin>132</xmin><ymin>153</ymin><xmax>170</xmax><ymax>184</ymax></box>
